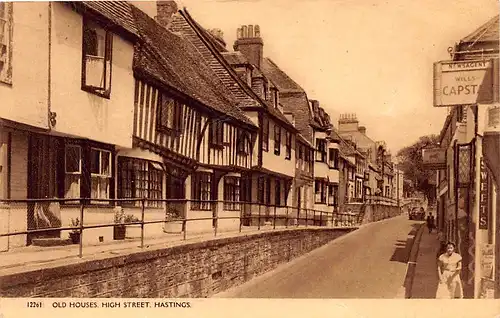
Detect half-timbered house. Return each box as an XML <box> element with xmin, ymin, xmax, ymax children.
<box><xmin>161</xmin><ymin>9</ymin><xmax>300</xmax><ymax>226</ymax></box>
<box><xmin>130</xmin><ymin>6</ymin><xmax>258</xmax><ymax>233</ymax></box>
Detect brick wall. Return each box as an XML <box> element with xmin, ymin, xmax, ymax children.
<box><xmin>0</xmin><ymin>228</ymin><xmax>353</xmax><ymax>298</ymax></box>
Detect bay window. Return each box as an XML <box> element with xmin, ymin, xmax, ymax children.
<box><xmin>316</xmin><ymin>139</ymin><xmax>326</xmax><ymax>162</ymax></box>
<box><xmin>315</xmin><ymin>179</ymin><xmax>327</xmax><ymax>204</ymax></box>
<box><xmin>117</xmin><ymin>157</ymin><xmax>163</xmax><ymax>207</ymax></box>
<box><xmin>224</xmin><ymin>176</ymin><xmax>240</xmax><ymax>211</ymax></box>
<box><xmin>191</xmin><ymin>172</ymin><xmax>212</xmax><ymax>210</ymax></box>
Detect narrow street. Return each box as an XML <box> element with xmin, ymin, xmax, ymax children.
<box><xmin>215</xmin><ymin>215</ymin><xmax>423</xmax><ymax>298</ymax></box>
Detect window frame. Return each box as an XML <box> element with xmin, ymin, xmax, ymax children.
<box><xmin>90</xmin><ymin>147</ymin><xmax>112</xmax><ymax>201</ymax></box>
<box><xmin>285</xmin><ymin>131</ymin><xmax>292</xmax><ymax>160</ymax></box>
<box><xmin>274</xmin><ymin>124</ymin><xmax>281</xmax><ymax>156</ymax></box>
<box><xmin>157</xmin><ymin>93</ymin><xmax>183</xmax><ymax>134</ymax></box>
<box><xmin>314</xmin><ymin>179</ymin><xmax>327</xmax><ymax>204</ymax></box>
<box><xmin>0</xmin><ymin>2</ymin><xmax>13</xmax><ymax>85</ymax></box>
<box><xmin>81</xmin><ymin>17</ymin><xmax>113</xmax><ymax>98</ymax></box>
<box><xmin>64</xmin><ymin>145</ymin><xmax>82</xmax><ymax>200</ymax></box>
<box><xmin>223</xmin><ymin>176</ymin><xmax>241</xmax><ymax>211</ymax></box>
<box><xmin>117</xmin><ymin>157</ymin><xmax>164</xmax><ymax>208</ymax></box>
<box><xmin>315</xmin><ymin>139</ymin><xmax>326</xmax><ymax>162</ymax></box>
<box><xmin>191</xmin><ymin>172</ymin><xmax>212</xmax><ymax>211</ymax></box>
<box><xmin>262</xmin><ymin>117</ymin><xmax>269</xmax><ymax>152</ymax></box>
<box><xmin>209</xmin><ymin>120</ymin><xmax>224</xmax><ymax>148</ymax></box>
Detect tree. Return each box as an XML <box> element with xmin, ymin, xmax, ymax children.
<box><xmin>396</xmin><ymin>134</ymin><xmax>440</xmax><ymax>202</ymax></box>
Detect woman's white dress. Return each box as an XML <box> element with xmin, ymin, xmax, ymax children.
<box><xmin>436</xmin><ymin>252</ymin><xmax>464</xmax><ymax>299</ymax></box>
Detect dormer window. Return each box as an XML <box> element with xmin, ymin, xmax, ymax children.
<box><xmin>82</xmin><ymin>18</ymin><xmax>113</xmax><ymax>97</ymax></box>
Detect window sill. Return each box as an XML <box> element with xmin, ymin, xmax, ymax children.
<box><xmin>157</xmin><ymin>127</ymin><xmax>182</xmax><ymax>136</ymax></box>
<box><xmin>81</xmin><ymin>86</ymin><xmax>111</xmax><ymax>99</ymax></box>
<box><xmin>210</xmin><ymin>144</ymin><xmax>224</xmax><ymax>150</ymax></box>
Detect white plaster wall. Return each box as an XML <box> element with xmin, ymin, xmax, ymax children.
<box><xmin>50</xmin><ymin>3</ymin><xmax>135</xmax><ymax>148</ymax></box>
<box><xmin>0</xmin><ymin>2</ymin><xmax>50</xmax><ymax>129</ymax></box>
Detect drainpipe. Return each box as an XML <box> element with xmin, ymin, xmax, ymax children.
<box><xmin>47</xmin><ymin>2</ymin><xmax>53</xmax><ymax>131</ymax></box>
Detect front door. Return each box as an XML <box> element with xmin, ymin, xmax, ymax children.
<box><xmin>27</xmin><ymin>134</ymin><xmax>61</xmax><ymax>244</ymax></box>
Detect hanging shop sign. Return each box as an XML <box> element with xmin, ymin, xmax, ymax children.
<box><xmin>479</xmin><ymin>157</ymin><xmax>490</xmax><ymax>230</ymax></box>
<box><xmin>422</xmin><ymin>147</ymin><xmax>446</xmax><ymax>170</ymax></box>
<box><xmin>433</xmin><ymin>59</ymin><xmax>494</xmax><ymax>107</ymax></box>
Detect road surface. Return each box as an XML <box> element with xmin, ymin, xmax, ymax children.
<box><xmin>214</xmin><ymin>215</ymin><xmax>423</xmax><ymax>298</ymax></box>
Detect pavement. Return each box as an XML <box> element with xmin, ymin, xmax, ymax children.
<box><xmin>214</xmin><ymin>215</ymin><xmax>423</xmax><ymax>298</ymax></box>
<box><xmin>409</xmin><ymin>227</ymin><xmax>441</xmax><ymax>298</ymax></box>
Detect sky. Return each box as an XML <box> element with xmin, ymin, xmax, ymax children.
<box><xmin>176</xmin><ymin>0</ymin><xmax>498</xmax><ymax>154</ymax></box>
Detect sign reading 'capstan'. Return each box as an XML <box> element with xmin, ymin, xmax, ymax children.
<box><xmin>433</xmin><ymin>59</ymin><xmax>493</xmax><ymax>107</ymax></box>
<box><xmin>422</xmin><ymin>147</ymin><xmax>446</xmax><ymax>170</ymax></box>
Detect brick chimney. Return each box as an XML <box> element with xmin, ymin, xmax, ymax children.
<box><xmin>338</xmin><ymin>113</ymin><xmax>359</xmax><ymax>133</ymax></box>
<box><xmin>156</xmin><ymin>1</ymin><xmax>178</xmax><ymax>29</ymax></box>
<box><xmin>233</xmin><ymin>24</ymin><xmax>263</xmax><ymax>69</ymax></box>
<box><xmin>358</xmin><ymin>126</ymin><xmax>366</xmax><ymax>134</ymax></box>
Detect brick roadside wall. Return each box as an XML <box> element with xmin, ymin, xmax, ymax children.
<box><xmin>0</xmin><ymin>228</ymin><xmax>354</xmax><ymax>298</ymax></box>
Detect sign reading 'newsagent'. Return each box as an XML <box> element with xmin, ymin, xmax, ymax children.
<box><xmin>433</xmin><ymin>59</ymin><xmax>493</xmax><ymax>107</ymax></box>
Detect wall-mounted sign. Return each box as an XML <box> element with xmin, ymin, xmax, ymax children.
<box><xmin>422</xmin><ymin>148</ymin><xmax>446</xmax><ymax>170</ymax></box>
<box><xmin>480</xmin><ymin>244</ymin><xmax>494</xmax><ymax>279</ymax></box>
<box><xmin>433</xmin><ymin>59</ymin><xmax>493</xmax><ymax>107</ymax></box>
<box><xmin>479</xmin><ymin>157</ymin><xmax>490</xmax><ymax>230</ymax></box>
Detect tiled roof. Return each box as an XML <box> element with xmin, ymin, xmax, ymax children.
<box><xmin>131</xmin><ymin>6</ymin><xmax>256</xmax><ymax>128</ymax></box>
<box><xmin>222</xmin><ymin>52</ymin><xmax>251</xmax><ymax>66</ymax></box>
<box><xmin>171</xmin><ymin>9</ymin><xmax>297</xmax><ymax>131</ymax></box>
<box><xmin>261</xmin><ymin>58</ymin><xmax>304</xmax><ymax>92</ymax></box>
<box><xmin>78</xmin><ymin>1</ymin><xmax>139</xmax><ymax>37</ymax></box>
<box><xmin>297</xmin><ymin>133</ymin><xmax>313</xmax><ymax>148</ymax></box>
<box><xmin>278</xmin><ymin>92</ymin><xmax>313</xmax><ymax>142</ymax></box>
<box><xmin>461</xmin><ymin>15</ymin><xmax>499</xmax><ymax>44</ymax></box>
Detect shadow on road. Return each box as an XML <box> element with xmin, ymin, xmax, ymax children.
<box><xmin>390</xmin><ymin>223</ymin><xmax>422</xmax><ymax>263</ymax></box>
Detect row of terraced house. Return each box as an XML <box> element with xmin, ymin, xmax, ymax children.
<box><xmin>0</xmin><ymin>1</ymin><xmax>404</xmax><ymax>250</ymax></box>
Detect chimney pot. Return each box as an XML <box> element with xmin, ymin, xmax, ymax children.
<box><xmin>255</xmin><ymin>25</ymin><xmax>260</xmax><ymax>37</ymax></box>
<box><xmin>242</xmin><ymin>25</ymin><xmax>248</xmax><ymax>38</ymax></box>
<box><xmin>236</xmin><ymin>27</ymin><xmax>242</xmax><ymax>39</ymax></box>
<box><xmin>248</xmin><ymin>25</ymin><xmax>254</xmax><ymax>38</ymax></box>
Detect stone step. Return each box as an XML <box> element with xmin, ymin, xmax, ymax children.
<box><xmin>31</xmin><ymin>238</ymin><xmax>73</xmax><ymax>247</ymax></box>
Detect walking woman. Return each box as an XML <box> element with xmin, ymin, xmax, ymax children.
<box><xmin>436</xmin><ymin>242</ymin><xmax>464</xmax><ymax>299</ymax></box>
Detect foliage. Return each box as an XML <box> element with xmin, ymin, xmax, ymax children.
<box><xmin>70</xmin><ymin>218</ymin><xmax>80</xmax><ymax>233</ymax></box>
<box><xmin>396</xmin><ymin>134</ymin><xmax>440</xmax><ymax>200</ymax></box>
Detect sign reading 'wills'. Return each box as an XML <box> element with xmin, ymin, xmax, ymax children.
<box><xmin>479</xmin><ymin>157</ymin><xmax>489</xmax><ymax>230</ymax></box>
<box><xmin>433</xmin><ymin>59</ymin><xmax>493</xmax><ymax>107</ymax></box>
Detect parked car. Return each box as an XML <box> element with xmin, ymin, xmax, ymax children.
<box><xmin>409</xmin><ymin>207</ymin><xmax>425</xmax><ymax>220</ymax></box>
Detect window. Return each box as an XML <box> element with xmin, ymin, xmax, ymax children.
<box><xmin>328</xmin><ymin>148</ymin><xmax>339</xmax><ymax>169</ymax></box>
<box><xmin>262</xmin><ymin>117</ymin><xmax>269</xmax><ymax>151</ymax></box>
<box><xmin>328</xmin><ymin>184</ymin><xmax>338</xmax><ymax>207</ymax></box>
<box><xmin>64</xmin><ymin>145</ymin><xmax>82</xmax><ymax>199</ymax></box>
<box><xmin>91</xmin><ymin>148</ymin><xmax>112</xmax><ymax>200</ymax></box>
<box><xmin>209</xmin><ymin>120</ymin><xmax>224</xmax><ymax>147</ymax></box>
<box><xmin>274</xmin><ymin>124</ymin><xmax>281</xmax><ymax>155</ymax></box>
<box><xmin>237</xmin><ymin>133</ymin><xmax>249</xmax><ymax>155</ymax></box>
<box><xmin>157</xmin><ymin>94</ymin><xmax>183</xmax><ymax>133</ymax></box>
<box><xmin>275</xmin><ymin>180</ymin><xmax>281</xmax><ymax>206</ymax></box>
<box><xmin>118</xmin><ymin>157</ymin><xmax>163</xmax><ymax>207</ymax></box>
<box><xmin>0</xmin><ymin>2</ymin><xmax>12</xmax><ymax>84</ymax></box>
<box><xmin>316</xmin><ymin>139</ymin><xmax>326</xmax><ymax>162</ymax></box>
<box><xmin>315</xmin><ymin>179</ymin><xmax>326</xmax><ymax>204</ymax></box>
<box><xmin>82</xmin><ymin>18</ymin><xmax>112</xmax><ymax>97</ymax></box>
<box><xmin>191</xmin><ymin>172</ymin><xmax>212</xmax><ymax>210</ymax></box>
<box><xmin>224</xmin><ymin>176</ymin><xmax>240</xmax><ymax>211</ymax></box>
<box><xmin>285</xmin><ymin>131</ymin><xmax>292</xmax><ymax>160</ymax></box>
<box><xmin>257</xmin><ymin>176</ymin><xmax>265</xmax><ymax>204</ymax></box>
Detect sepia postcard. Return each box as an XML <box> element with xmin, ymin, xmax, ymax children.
<box><xmin>0</xmin><ymin>0</ymin><xmax>499</xmax><ymax>317</ymax></box>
